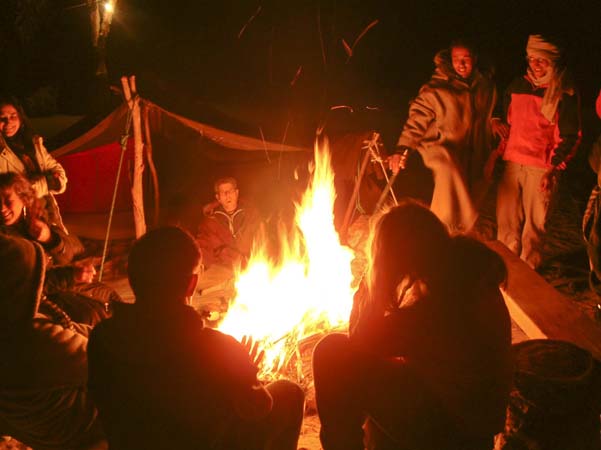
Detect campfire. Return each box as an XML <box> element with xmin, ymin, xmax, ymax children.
<box><xmin>218</xmin><ymin>140</ymin><xmax>359</xmax><ymax>381</ymax></box>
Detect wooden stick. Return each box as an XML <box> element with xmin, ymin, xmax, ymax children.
<box><xmin>128</xmin><ymin>75</ymin><xmax>147</xmax><ymax>238</ymax></box>
<box><xmin>340</xmin><ymin>147</ymin><xmax>371</xmax><ymax>238</ymax></box>
<box><xmin>120</xmin><ymin>76</ymin><xmax>131</xmax><ymax>102</ymax></box>
<box><xmin>142</xmin><ymin>104</ymin><xmax>160</xmax><ymax>226</ymax></box>
<box><xmin>373</xmin><ymin>169</ymin><xmax>399</xmax><ymax>213</ymax></box>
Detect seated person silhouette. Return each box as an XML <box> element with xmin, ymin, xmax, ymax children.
<box><xmin>313</xmin><ymin>201</ymin><xmax>513</xmax><ymax>450</ymax></box>
<box><xmin>0</xmin><ymin>233</ymin><xmax>106</xmax><ymax>449</ymax></box>
<box><xmin>88</xmin><ymin>226</ymin><xmax>304</xmax><ymax>450</ymax></box>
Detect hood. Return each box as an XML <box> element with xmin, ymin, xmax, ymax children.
<box><xmin>433</xmin><ymin>49</ymin><xmax>457</xmax><ymax>80</ymax></box>
<box><xmin>0</xmin><ymin>234</ymin><xmax>46</xmax><ymax>327</ymax></box>
<box><xmin>432</xmin><ymin>48</ymin><xmax>490</xmax><ymax>85</ymax></box>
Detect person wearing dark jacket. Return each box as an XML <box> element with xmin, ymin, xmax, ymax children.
<box><xmin>490</xmin><ymin>34</ymin><xmax>581</xmax><ymax>269</ymax></box>
<box><xmin>313</xmin><ymin>201</ymin><xmax>512</xmax><ymax>450</ymax></box>
<box><xmin>194</xmin><ymin>176</ymin><xmax>261</xmax><ymax>311</ymax></box>
<box><xmin>88</xmin><ymin>226</ymin><xmax>304</xmax><ymax>450</ymax></box>
<box><xmin>196</xmin><ymin>176</ymin><xmax>260</xmax><ymax>268</ymax></box>
<box><xmin>0</xmin><ymin>233</ymin><xmax>106</xmax><ymax>450</ymax></box>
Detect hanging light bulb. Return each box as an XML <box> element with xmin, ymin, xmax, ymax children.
<box><xmin>103</xmin><ymin>1</ymin><xmax>114</xmax><ymax>14</ymax></box>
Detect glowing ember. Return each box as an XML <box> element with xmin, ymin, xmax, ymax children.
<box><xmin>218</xmin><ymin>140</ymin><xmax>357</xmax><ymax>379</ymax></box>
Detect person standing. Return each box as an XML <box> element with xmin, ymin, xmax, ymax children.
<box><xmin>582</xmin><ymin>88</ymin><xmax>601</xmax><ymax>290</ymax></box>
<box><xmin>494</xmin><ymin>35</ymin><xmax>581</xmax><ymax>269</ymax></box>
<box><xmin>389</xmin><ymin>40</ymin><xmax>503</xmax><ymax>233</ymax></box>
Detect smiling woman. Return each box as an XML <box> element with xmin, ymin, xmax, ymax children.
<box><xmin>0</xmin><ymin>172</ymin><xmax>122</xmax><ymax>326</ymax></box>
<box><xmin>0</xmin><ymin>96</ymin><xmax>69</xmax><ymax>230</ymax></box>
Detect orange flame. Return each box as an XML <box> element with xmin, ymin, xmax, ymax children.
<box><xmin>218</xmin><ymin>139</ymin><xmax>357</xmax><ymax>379</ymax></box>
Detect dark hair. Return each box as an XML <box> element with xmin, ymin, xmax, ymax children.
<box><xmin>0</xmin><ymin>172</ymin><xmax>36</xmax><ymax>209</ymax></box>
<box><xmin>128</xmin><ymin>226</ymin><xmax>201</xmax><ymax>303</ymax></box>
<box><xmin>0</xmin><ymin>95</ymin><xmax>35</xmax><ymax>144</ymax></box>
<box><xmin>367</xmin><ymin>200</ymin><xmax>450</xmax><ymax>311</ymax></box>
<box><xmin>449</xmin><ymin>38</ymin><xmax>477</xmax><ymax>58</ymax></box>
<box><xmin>214</xmin><ymin>176</ymin><xmax>238</xmax><ymax>193</ymax></box>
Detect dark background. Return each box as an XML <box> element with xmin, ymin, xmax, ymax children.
<box><xmin>1</xmin><ymin>0</ymin><xmax>600</xmax><ymax>146</ymax></box>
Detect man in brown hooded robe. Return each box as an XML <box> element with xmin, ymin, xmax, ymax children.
<box><xmin>390</xmin><ymin>40</ymin><xmax>501</xmax><ymax>233</ymax></box>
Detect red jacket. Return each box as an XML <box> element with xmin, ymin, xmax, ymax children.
<box><xmin>196</xmin><ymin>203</ymin><xmax>260</xmax><ymax>268</ymax></box>
<box><xmin>502</xmin><ymin>76</ymin><xmax>581</xmax><ymax>169</ymax></box>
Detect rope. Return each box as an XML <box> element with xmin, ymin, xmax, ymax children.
<box><xmin>98</xmin><ymin>105</ymin><xmax>134</xmax><ymax>281</ymax></box>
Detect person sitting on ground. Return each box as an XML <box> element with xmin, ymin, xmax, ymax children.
<box><xmin>87</xmin><ymin>226</ymin><xmax>304</xmax><ymax>450</ymax></box>
<box><xmin>194</xmin><ymin>176</ymin><xmax>261</xmax><ymax>313</ymax></box>
<box><xmin>0</xmin><ymin>95</ymin><xmax>68</xmax><ymax>229</ymax></box>
<box><xmin>313</xmin><ymin>200</ymin><xmax>513</xmax><ymax>450</ymax></box>
<box><xmin>0</xmin><ymin>233</ymin><xmax>106</xmax><ymax>450</ymax></box>
<box><xmin>196</xmin><ymin>176</ymin><xmax>260</xmax><ymax>268</ymax></box>
<box><xmin>0</xmin><ymin>172</ymin><xmax>120</xmax><ymax>325</ymax></box>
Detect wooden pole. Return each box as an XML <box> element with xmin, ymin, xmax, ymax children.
<box><xmin>121</xmin><ymin>75</ymin><xmax>147</xmax><ymax>238</ymax></box>
<box><xmin>142</xmin><ymin>104</ymin><xmax>160</xmax><ymax>227</ymax></box>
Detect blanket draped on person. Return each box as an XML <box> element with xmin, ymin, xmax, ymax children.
<box><xmin>396</xmin><ymin>47</ymin><xmax>497</xmax><ymax>232</ymax></box>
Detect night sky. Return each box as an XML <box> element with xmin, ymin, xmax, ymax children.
<box><xmin>1</xmin><ymin>0</ymin><xmax>600</xmax><ymax>146</ymax></box>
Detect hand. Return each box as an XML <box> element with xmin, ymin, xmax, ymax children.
<box><xmin>483</xmin><ymin>151</ymin><xmax>500</xmax><ymax>182</ymax></box>
<box><xmin>28</xmin><ymin>217</ymin><xmax>51</xmax><ymax>243</ymax></box>
<box><xmin>387</xmin><ymin>148</ymin><xmax>411</xmax><ymax>174</ymax></box>
<box><xmin>491</xmin><ymin>119</ymin><xmax>509</xmax><ymax>140</ymax></box>
<box><xmin>241</xmin><ymin>335</ymin><xmax>265</xmax><ymax>367</ymax></box>
<box><xmin>44</xmin><ymin>171</ymin><xmax>63</xmax><ymax>191</ymax></box>
<box><xmin>540</xmin><ymin>168</ymin><xmax>560</xmax><ymax>193</ymax></box>
<box><xmin>28</xmin><ymin>172</ymin><xmax>45</xmax><ymax>182</ymax></box>
<box><xmin>75</xmin><ymin>263</ymin><xmax>96</xmax><ymax>283</ymax></box>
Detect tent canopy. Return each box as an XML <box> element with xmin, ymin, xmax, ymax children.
<box><xmin>52</xmin><ymin>99</ymin><xmax>312</xmax><ymax>238</ymax></box>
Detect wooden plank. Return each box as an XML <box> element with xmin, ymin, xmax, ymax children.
<box><xmin>487</xmin><ymin>240</ymin><xmax>601</xmax><ymax>361</ymax></box>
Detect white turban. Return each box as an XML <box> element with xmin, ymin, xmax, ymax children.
<box><xmin>526</xmin><ymin>34</ymin><xmax>561</xmax><ymax>63</ymax></box>
<box><xmin>525</xmin><ymin>35</ymin><xmax>569</xmax><ymax>123</ymax></box>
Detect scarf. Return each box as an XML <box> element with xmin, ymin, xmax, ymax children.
<box><xmin>526</xmin><ymin>34</ymin><xmax>571</xmax><ymax>123</ymax></box>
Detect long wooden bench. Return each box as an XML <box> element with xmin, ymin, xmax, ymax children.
<box><xmin>487</xmin><ymin>240</ymin><xmax>601</xmax><ymax>361</ymax></box>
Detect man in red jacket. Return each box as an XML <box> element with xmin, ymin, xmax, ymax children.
<box><xmin>197</xmin><ymin>176</ymin><xmax>260</xmax><ymax>269</ymax></box>
<box><xmin>194</xmin><ymin>177</ymin><xmax>261</xmax><ymax>314</ymax></box>
<box><xmin>495</xmin><ymin>34</ymin><xmax>581</xmax><ymax>269</ymax></box>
